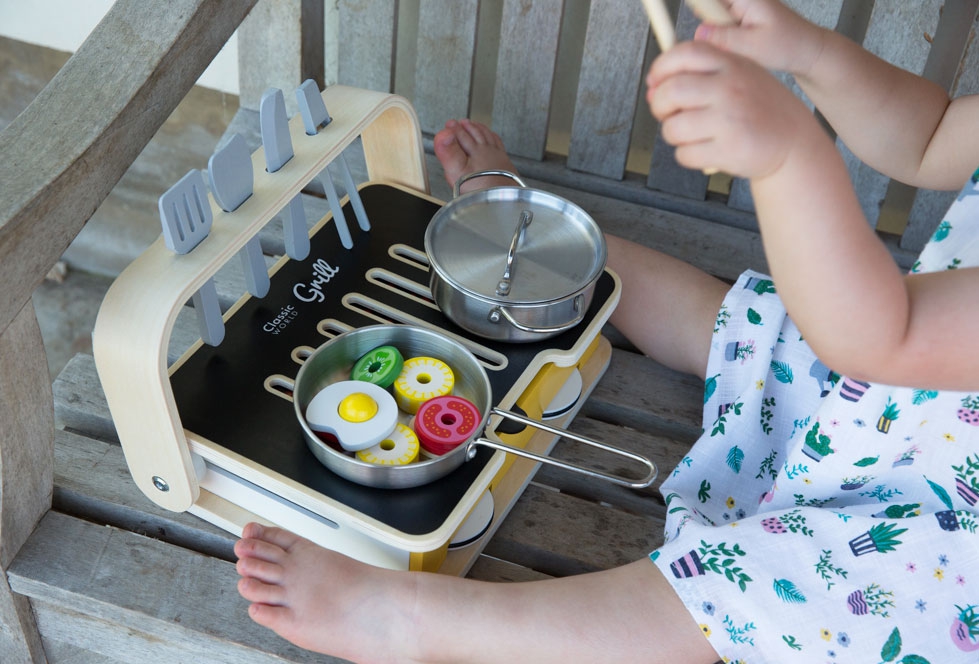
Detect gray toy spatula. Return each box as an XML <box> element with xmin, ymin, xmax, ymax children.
<box><xmin>158</xmin><ymin>170</ymin><xmax>225</xmax><ymax>346</ymax></box>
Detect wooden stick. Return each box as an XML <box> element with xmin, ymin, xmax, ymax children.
<box><xmin>640</xmin><ymin>0</ymin><xmax>735</xmax><ymax>176</ymax></box>
<box><xmin>640</xmin><ymin>0</ymin><xmax>676</xmax><ymax>52</ymax></box>
<box><xmin>641</xmin><ymin>0</ymin><xmax>735</xmax><ymax>53</ymax></box>
<box><xmin>686</xmin><ymin>0</ymin><xmax>736</xmax><ymax>26</ymax></box>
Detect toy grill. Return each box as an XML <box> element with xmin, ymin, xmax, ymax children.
<box><xmin>93</xmin><ymin>86</ymin><xmax>621</xmax><ymax>574</ymax></box>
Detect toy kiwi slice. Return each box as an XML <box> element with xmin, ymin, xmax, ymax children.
<box><xmin>351</xmin><ymin>345</ymin><xmax>405</xmax><ymax>388</ymax></box>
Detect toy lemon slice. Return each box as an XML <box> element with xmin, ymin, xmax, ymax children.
<box><xmin>350</xmin><ymin>345</ymin><xmax>404</xmax><ymax>388</ymax></box>
<box><xmin>356</xmin><ymin>423</ymin><xmax>420</xmax><ymax>465</ymax></box>
<box><xmin>393</xmin><ymin>356</ymin><xmax>455</xmax><ymax>414</ymax></box>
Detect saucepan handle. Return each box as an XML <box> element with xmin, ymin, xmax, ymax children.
<box><xmin>490</xmin><ymin>296</ymin><xmax>586</xmax><ymax>335</ymax></box>
<box><xmin>453</xmin><ymin>169</ymin><xmax>527</xmax><ymax>198</ymax></box>
<box><xmin>465</xmin><ymin>408</ymin><xmax>657</xmax><ymax>489</ymax></box>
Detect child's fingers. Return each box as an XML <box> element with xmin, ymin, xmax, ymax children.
<box><xmin>646</xmin><ymin>40</ymin><xmax>726</xmax><ymax>91</ymax></box>
<box><xmin>647</xmin><ymin>70</ymin><xmax>719</xmax><ymax>123</ymax></box>
<box><xmin>673</xmin><ymin>139</ymin><xmax>724</xmax><ymax>173</ymax></box>
<box><xmin>659</xmin><ymin>106</ymin><xmax>720</xmax><ymax>148</ymax></box>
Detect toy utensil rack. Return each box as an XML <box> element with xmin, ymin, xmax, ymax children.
<box><xmin>93</xmin><ymin>86</ymin><xmax>427</xmax><ymax>513</ymax></box>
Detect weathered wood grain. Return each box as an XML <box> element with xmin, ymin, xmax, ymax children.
<box><xmin>0</xmin><ymin>302</ymin><xmax>53</xmax><ymax>567</ymax></box>
<box><xmin>0</xmin><ymin>301</ymin><xmax>52</xmax><ymax>662</ymax></box>
<box><xmin>566</xmin><ymin>0</ymin><xmax>649</xmax><ymax>180</ymax></box>
<box><xmin>337</xmin><ymin>0</ymin><xmax>397</xmax><ymax>92</ymax></box>
<box><xmin>237</xmin><ymin>0</ymin><xmax>324</xmax><ymax>114</ymax></box>
<box><xmin>0</xmin><ymin>572</ymin><xmax>45</xmax><ymax>664</ymax></box>
<box><xmin>0</xmin><ymin>0</ymin><xmax>256</xmax><ymax>338</ymax></box>
<box><xmin>53</xmin><ymin>429</ymin><xmax>235</xmax><ymax>561</ymax></box>
<box><xmin>467</xmin><ymin>555</ymin><xmax>551</xmax><ymax>582</ymax></box>
<box><xmin>413</xmin><ymin>0</ymin><xmax>479</xmax><ymax>134</ymax></box>
<box><xmin>8</xmin><ymin>512</ymin><xmax>343</xmax><ymax>663</ymax></box>
<box><xmin>533</xmin><ymin>417</ymin><xmax>694</xmax><ymax>515</ymax></box>
<box><xmin>647</xmin><ymin>4</ymin><xmax>708</xmax><ymax>199</ymax></box>
<box><xmin>585</xmin><ymin>349</ymin><xmax>705</xmax><ymax>442</ymax></box>
<box><xmin>491</xmin><ymin>0</ymin><xmax>564</xmax><ymax>160</ymax></box>
<box><xmin>484</xmin><ymin>484</ymin><xmax>664</xmax><ymax>577</ymax></box>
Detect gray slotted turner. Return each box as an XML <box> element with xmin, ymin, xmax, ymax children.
<box><xmin>259</xmin><ymin>88</ymin><xmax>321</xmax><ymax>255</ymax></box>
<box><xmin>158</xmin><ymin>170</ymin><xmax>225</xmax><ymax>346</ymax></box>
<box><xmin>296</xmin><ymin>79</ymin><xmax>371</xmax><ymax>233</ymax></box>
<box><xmin>208</xmin><ymin>133</ymin><xmax>270</xmax><ymax>298</ymax></box>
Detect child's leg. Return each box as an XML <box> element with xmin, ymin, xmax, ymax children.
<box><xmin>236</xmin><ymin>523</ymin><xmax>720</xmax><ymax>663</ymax></box>
<box><xmin>433</xmin><ymin>119</ymin><xmax>728</xmax><ymax>378</ymax></box>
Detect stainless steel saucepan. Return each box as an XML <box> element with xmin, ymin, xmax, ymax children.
<box><xmin>425</xmin><ymin>171</ymin><xmax>607</xmax><ymax>343</ymax></box>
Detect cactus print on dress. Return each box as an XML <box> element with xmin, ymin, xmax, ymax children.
<box><xmin>650</xmin><ymin>169</ymin><xmax>979</xmax><ymax>663</ymax></box>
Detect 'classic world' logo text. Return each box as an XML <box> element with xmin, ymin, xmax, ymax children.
<box><xmin>261</xmin><ymin>258</ymin><xmax>340</xmax><ymax>335</ymax></box>
<box><xmin>263</xmin><ymin>305</ymin><xmax>298</xmax><ymax>334</ymax></box>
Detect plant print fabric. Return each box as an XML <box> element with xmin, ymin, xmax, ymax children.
<box><xmin>651</xmin><ymin>168</ymin><xmax>979</xmax><ymax>663</ymax></box>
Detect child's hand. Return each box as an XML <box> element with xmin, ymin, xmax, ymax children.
<box><xmin>646</xmin><ymin>41</ymin><xmax>821</xmax><ymax>179</ymax></box>
<box><xmin>696</xmin><ymin>0</ymin><xmax>825</xmax><ymax>77</ymax></box>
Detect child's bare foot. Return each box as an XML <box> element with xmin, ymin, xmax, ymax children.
<box><xmin>433</xmin><ymin>119</ymin><xmax>519</xmax><ymax>194</ymax></box>
<box><xmin>234</xmin><ymin>522</ymin><xmax>420</xmax><ymax>662</ymax></box>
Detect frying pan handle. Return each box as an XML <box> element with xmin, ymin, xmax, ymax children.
<box><xmin>453</xmin><ymin>169</ymin><xmax>527</xmax><ymax>198</ymax></box>
<box><xmin>489</xmin><ymin>296</ymin><xmax>586</xmax><ymax>334</ymax></box>
<box><xmin>465</xmin><ymin>408</ymin><xmax>658</xmax><ymax>489</ymax></box>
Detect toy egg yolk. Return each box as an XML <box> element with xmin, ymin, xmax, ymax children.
<box><xmin>337</xmin><ymin>392</ymin><xmax>378</xmax><ymax>423</ymax></box>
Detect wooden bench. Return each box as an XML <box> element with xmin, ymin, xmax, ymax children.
<box><xmin>2</xmin><ymin>1</ymin><xmax>976</xmax><ymax>661</ymax></box>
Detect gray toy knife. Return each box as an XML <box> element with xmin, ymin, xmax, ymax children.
<box><xmin>259</xmin><ymin>88</ymin><xmax>311</xmax><ymax>259</ymax></box>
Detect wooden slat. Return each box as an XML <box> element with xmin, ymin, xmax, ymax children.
<box><xmin>467</xmin><ymin>555</ymin><xmax>551</xmax><ymax>582</ymax></box>
<box><xmin>566</xmin><ymin>0</ymin><xmax>649</xmax><ymax>180</ymax></box>
<box><xmin>839</xmin><ymin>1</ymin><xmax>942</xmax><ymax>228</ymax></box>
<box><xmin>727</xmin><ymin>0</ymin><xmax>844</xmax><ymax>212</ymax></box>
<box><xmin>337</xmin><ymin>0</ymin><xmax>397</xmax><ymax>92</ymax></box>
<box><xmin>0</xmin><ymin>302</ymin><xmax>53</xmax><ymax>567</ymax></box>
<box><xmin>585</xmin><ymin>349</ymin><xmax>704</xmax><ymax>442</ymax></box>
<box><xmin>646</xmin><ymin>4</ymin><xmax>708</xmax><ymax>199</ymax></box>
<box><xmin>535</xmin><ymin>178</ymin><xmax>769</xmax><ymax>281</ymax></box>
<box><xmin>0</xmin><ymin>0</ymin><xmax>256</xmax><ymax>339</ymax></box>
<box><xmin>0</xmin><ymin>572</ymin><xmax>45</xmax><ymax>663</ymax></box>
<box><xmin>53</xmin><ymin>428</ymin><xmax>235</xmax><ymax>560</ymax></box>
<box><xmin>237</xmin><ymin>0</ymin><xmax>325</xmax><ymax>114</ymax></box>
<box><xmin>491</xmin><ymin>0</ymin><xmax>564</xmax><ymax>160</ymax></box>
<box><xmin>413</xmin><ymin>0</ymin><xmax>479</xmax><ymax>135</ymax></box>
<box><xmin>0</xmin><ymin>301</ymin><xmax>53</xmax><ymax>662</ymax></box>
<box><xmin>533</xmin><ymin>417</ymin><xmax>693</xmax><ymax>515</ymax></box>
<box><xmin>484</xmin><ymin>484</ymin><xmax>663</xmax><ymax>577</ymax></box>
<box><xmin>8</xmin><ymin>512</ymin><xmax>341</xmax><ymax>664</ymax></box>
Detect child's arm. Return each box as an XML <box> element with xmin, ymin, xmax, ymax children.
<box><xmin>647</xmin><ymin>42</ymin><xmax>979</xmax><ymax>391</ymax></box>
<box><xmin>699</xmin><ymin>0</ymin><xmax>978</xmax><ymax>191</ymax></box>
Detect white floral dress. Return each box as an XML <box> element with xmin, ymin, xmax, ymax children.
<box><xmin>651</xmin><ymin>168</ymin><xmax>979</xmax><ymax>663</ymax></box>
